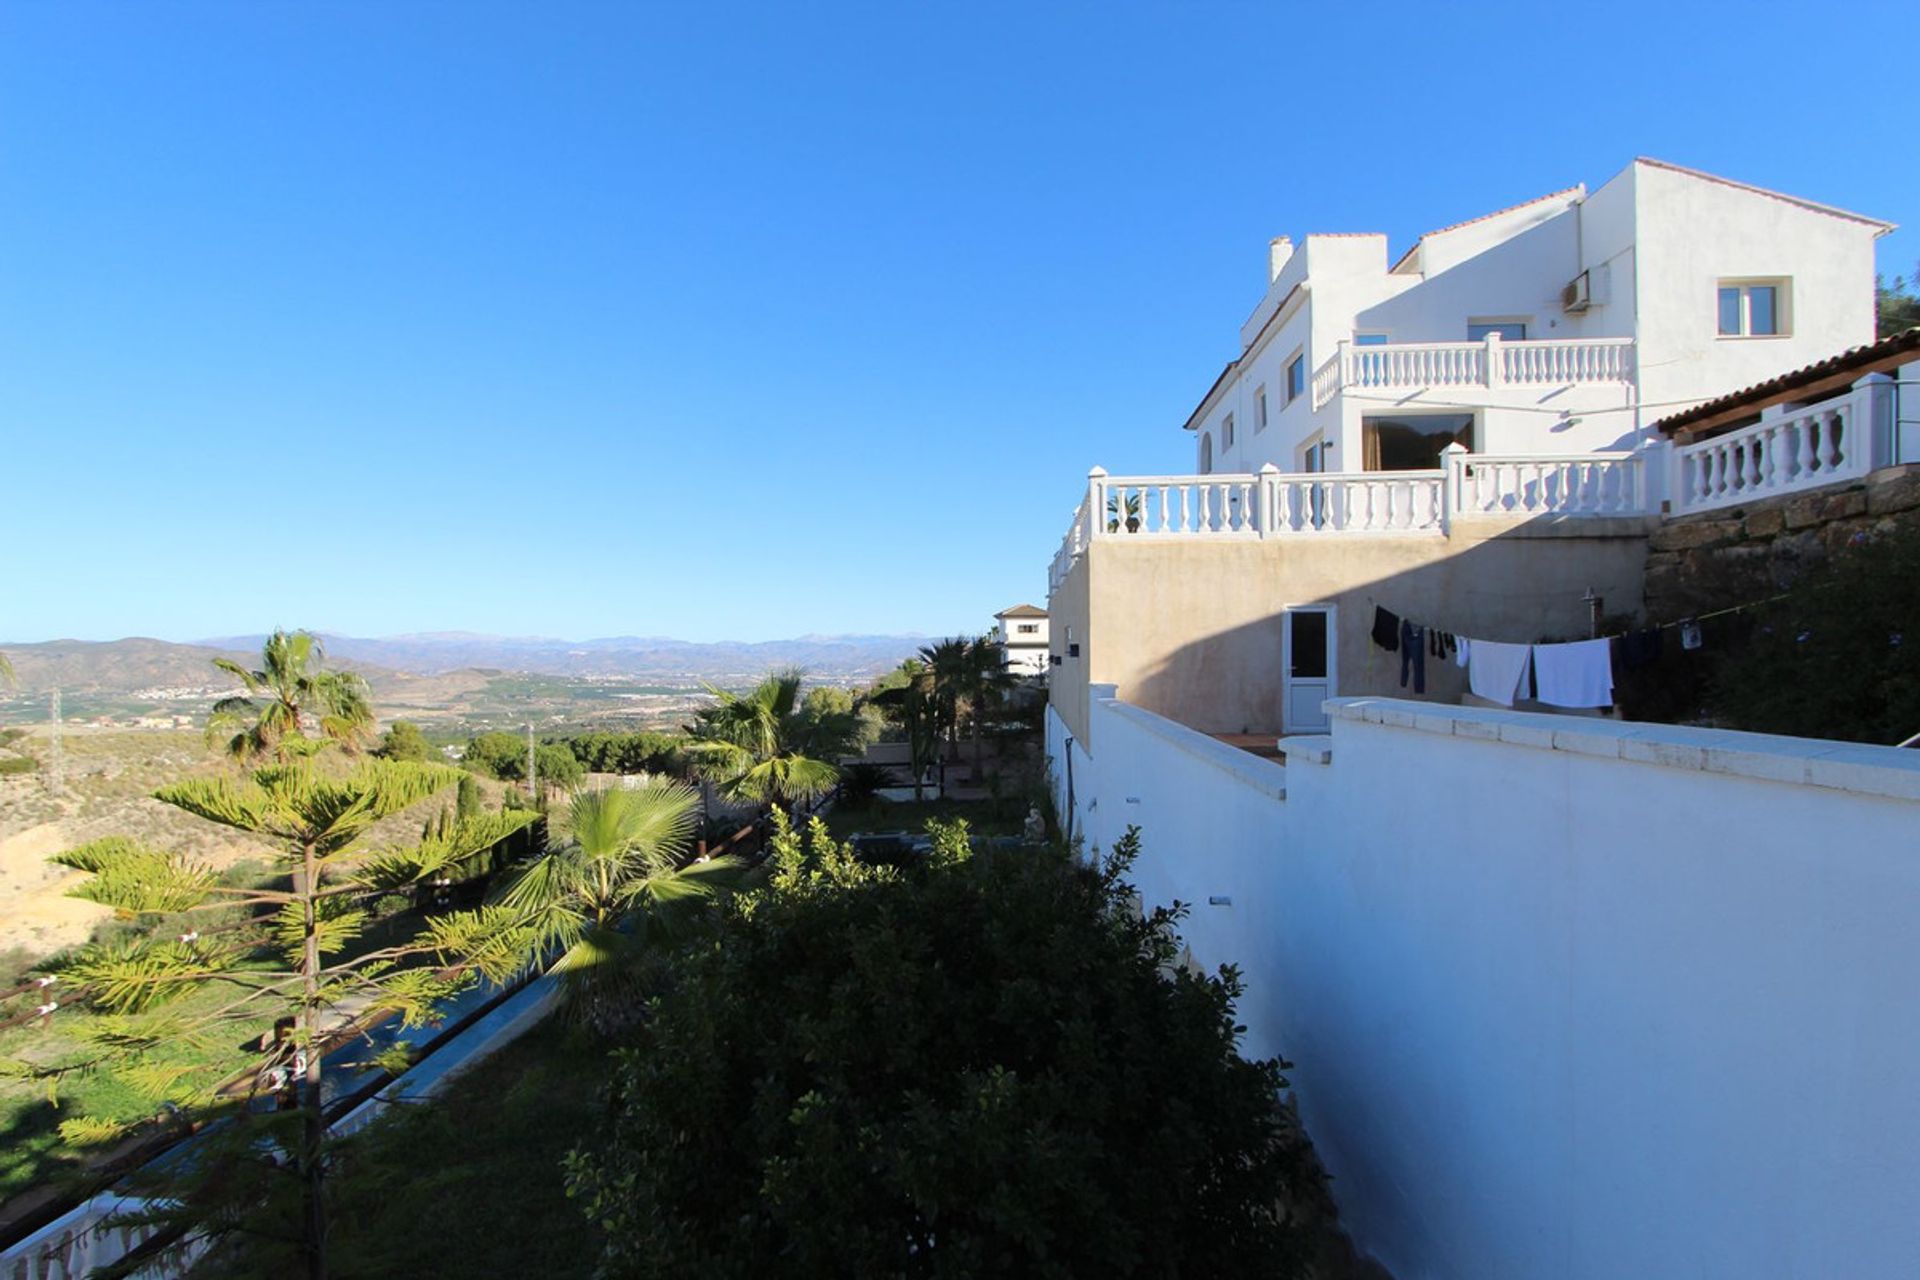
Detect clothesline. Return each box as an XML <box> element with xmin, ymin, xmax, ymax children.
<box><xmin>1361</xmin><ymin>589</ymin><xmax>1788</xmax><ymax>650</ymax></box>
<box><xmin>1367</xmin><ymin>588</ymin><xmax>1792</xmax><ymax>712</ymax></box>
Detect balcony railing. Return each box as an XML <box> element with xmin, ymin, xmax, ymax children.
<box><xmin>1047</xmin><ymin>448</ymin><xmax>1649</xmax><ymax>590</ymax></box>
<box><xmin>1669</xmin><ymin>387</ymin><xmax>1874</xmax><ymax>516</ymax></box>
<box><xmin>1311</xmin><ymin>335</ymin><xmax>1636</xmax><ymax>409</ymax></box>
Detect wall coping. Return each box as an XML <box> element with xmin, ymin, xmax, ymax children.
<box><xmin>1327</xmin><ymin>698</ymin><xmax>1920</xmax><ymax>803</ymax></box>
<box><xmin>1098</xmin><ymin>696</ymin><xmax>1288</xmax><ymax>801</ymax></box>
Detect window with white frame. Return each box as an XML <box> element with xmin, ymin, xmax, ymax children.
<box><xmin>1199</xmin><ymin>430</ymin><xmax>1213</xmax><ymax>474</ymax></box>
<box><xmin>1285</xmin><ymin>351</ymin><xmax>1306</xmax><ymax>404</ymax></box>
<box><xmin>1255</xmin><ymin>386</ymin><xmax>1269</xmax><ymax>432</ymax></box>
<box><xmin>1016</xmin><ymin>623</ymin><xmax>1038</xmax><ymax>634</ymax></box>
<box><xmin>1222</xmin><ymin>413</ymin><xmax>1235</xmax><ymax>449</ymax></box>
<box><xmin>1718</xmin><ymin>279</ymin><xmax>1788</xmax><ymax>336</ymax></box>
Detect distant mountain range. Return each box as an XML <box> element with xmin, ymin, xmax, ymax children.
<box><xmin>1</xmin><ymin>631</ymin><xmax>932</xmax><ymax>693</ymax></box>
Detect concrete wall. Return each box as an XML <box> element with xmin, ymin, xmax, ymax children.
<box><xmin>1063</xmin><ymin>517</ymin><xmax>1651</xmax><ymax>737</ymax></box>
<box><xmin>1048</xmin><ymin>547</ymin><xmax>1093</xmax><ymax>743</ymax></box>
<box><xmin>1052</xmin><ymin>693</ymin><xmax>1920</xmax><ymax>1280</ymax></box>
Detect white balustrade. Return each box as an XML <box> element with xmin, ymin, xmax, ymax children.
<box><xmin>1446</xmin><ymin>449</ymin><xmax>1646</xmax><ymax>517</ymax></box>
<box><xmin>1049</xmin><ymin>450</ymin><xmax>1655</xmax><ymax>579</ymax></box>
<box><xmin>1313</xmin><ymin>337</ymin><xmax>1635</xmax><ymax>407</ymax></box>
<box><xmin>1501</xmin><ymin>338</ymin><xmax>1635</xmax><ymax>386</ymax></box>
<box><xmin>1672</xmin><ymin>393</ymin><xmax>1866</xmax><ymax>515</ymax></box>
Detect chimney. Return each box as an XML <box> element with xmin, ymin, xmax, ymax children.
<box><xmin>1268</xmin><ymin>236</ymin><xmax>1294</xmax><ymax>282</ymax></box>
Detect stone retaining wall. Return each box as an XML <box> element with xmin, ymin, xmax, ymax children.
<box><xmin>1644</xmin><ymin>463</ymin><xmax>1920</xmax><ymax>621</ymax></box>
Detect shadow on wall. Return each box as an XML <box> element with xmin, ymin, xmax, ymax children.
<box><xmin>1118</xmin><ymin>518</ymin><xmax>1653</xmax><ymax>737</ymax></box>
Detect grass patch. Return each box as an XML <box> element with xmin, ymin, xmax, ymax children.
<box><xmin>824</xmin><ymin>796</ymin><xmax>1026</xmax><ymax>840</ymax></box>
<box><xmin>314</xmin><ymin>1018</ymin><xmax>604</xmax><ymax>1278</ymax></box>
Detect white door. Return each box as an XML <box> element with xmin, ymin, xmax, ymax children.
<box><xmin>1283</xmin><ymin>606</ymin><xmax>1336</xmax><ymax>733</ymax></box>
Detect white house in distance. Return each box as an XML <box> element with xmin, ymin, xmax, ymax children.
<box><xmin>992</xmin><ymin>604</ymin><xmax>1049</xmax><ymax>676</ymax></box>
<box><xmin>1190</xmin><ymin>156</ymin><xmax>1890</xmax><ymax>478</ymax></box>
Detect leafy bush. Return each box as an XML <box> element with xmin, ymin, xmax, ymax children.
<box><xmin>1708</xmin><ymin>524</ymin><xmax>1920</xmax><ymax>744</ymax></box>
<box><xmin>463</xmin><ymin>731</ymin><xmax>526</xmax><ymax>780</ymax></box>
<box><xmin>565</xmin><ymin>730</ymin><xmax>688</xmax><ymax>776</ymax></box>
<box><xmin>0</xmin><ymin>755</ymin><xmax>37</xmax><ymax>775</ymax></box>
<box><xmin>566</xmin><ymin>819</ymin><xmax>1329</xmax><ymax>1277</ymax></box>
<box><xmin>374</xmin><ymin>719</ymin><xmax>432</xmax><ymax>762</ymax></box>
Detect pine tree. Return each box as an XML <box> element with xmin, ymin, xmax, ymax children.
<box><xmin>33</xmin><ymin>757</ymin><xmax>538</xmax><ymax>1279</ymax></box>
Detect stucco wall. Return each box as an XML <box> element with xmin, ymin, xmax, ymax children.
<box><xmin>1052</xmin><ymin>694</ymin><xmax>1920</xmax><ymax>1280</ymax></box>
<box><xmin>1070</xmin><ymin>518</ymin><xmax>1651</xmax><ymax>736</ymax></box>
<box><xmin>1047</xmin><ymin>549</ymin><xmax>1093</xmax><ymax>743</ymax></box>
<box><xmin>1632</xmin><ymin>161</ymin><xmax>1882</xmax><ymax>416</ymax></box>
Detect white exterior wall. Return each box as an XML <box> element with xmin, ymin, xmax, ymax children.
<box><xmin>996</xmin><ymin>613</ymin><xmax>1050</xmax><ymax>676</ymax></box>
<box><xmin>1051</xmin><ymin>693</ymin><xmax>1920</xmax><ymax>1280</ymax></box>
<box><xmin>1631</xmin><ymin>162</ymin><xmax>1882</xmax><ymax>417</ymax></box>
<box><xmin>1187</xmin><ymin>161</ymin><xmax>1888</xmax><ymax>477</ymax></box>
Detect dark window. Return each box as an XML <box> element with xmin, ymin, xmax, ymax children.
<box><xmin>1362</xmin><ymin>412</ymin><xmax>1474</xmax><ymax>471</ymax></box>
<box><xmin>1290</xmin><ymin>611</ymin><xmax>1328</xmax><ymax>679</ymax></box>
<box><xmin>1286</xmin><ymin>355</ymin><xmax>1306</xmax><ymax>402</ymax></box>
<box><xmin>1467</xmin><ymin>321</ymin><xmax>1527</xmax><ymax>341</ymax></box>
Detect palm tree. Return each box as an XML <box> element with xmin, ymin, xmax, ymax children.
<box><xmin>684</xmin><ymin>669</ymin><xmax>861</xmax><ymax>817</ymax></box>
<box><xmin>207</xmin><ymin>630</ymin><xmax>373</xmax><ymax>762</ymax></box>
<box><xmin>866</xmin><ymin>659</ymin><xmax>940</xmax><ymax>802</ymax></box>
<box><xmin>495</xmin><ymin>782</ymin><xmax>738</xmax><ymax>1025</ymax></box>
<box><xmin>963</xmin><ymin>635</ymin><xmax>1016</xmax><ymax>781</ymax></box>
<box><xmin>917</xmin><ymin>638</ymin><xmax>972</xmax><ymax>789</ymax></box>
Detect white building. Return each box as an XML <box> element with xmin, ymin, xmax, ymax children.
<box><xmin>992</xmin><ymin>604</ymin><xmax>1049</xmax><ymax>676</ymax></box>
<box><xmin>1188</xmin><ymin>157</ymin><xmax>1891</xmax><ymax>478</ymax></box>
<box><xmin>1038</xmin><ymin>161</ymin><xmax>1920</xmax><ymax>1278</ymax></box>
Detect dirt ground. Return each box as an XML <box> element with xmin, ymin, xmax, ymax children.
<box><xmin>0</xmin><ymin>728</ymin><xmax>276</xmax><ymax>961</ymax></box>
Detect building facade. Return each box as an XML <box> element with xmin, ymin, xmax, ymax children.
<box><xmin>993</xmin><ymin>604</ymin><xmax>1049</xmax><ymax>676</ymax></box>
<box><xmin>1189</xmin><ymin>158</ymin><xmax>1890</xmax><ymax>479</ymax></box>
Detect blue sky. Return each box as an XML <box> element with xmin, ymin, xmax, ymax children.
<box><xmin>3</xmin><ymin>1</ymin><xmax>1914</xmax><ymax>644</ymax></box>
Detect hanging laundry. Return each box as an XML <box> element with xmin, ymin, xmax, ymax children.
<box><xmin>1453</xmin><ymin>636</ymin><xmax>1470</xmax><ymax>668</ymax></box>
<box><xmin>1619</xmin><ymin>627</ymin><xmax>1663</xmax><ymax>671</ymax></box>
<box><xmin>1371</xmin><ymin>606</ymin><xmax>1401</xmax><ymax>652</ymax></box>
<box><xmin>1532</xmin><ymin>639</ymin><xmax>1614</xmax><ymax>709</ymax></box>
<box><xmin>1467</xmin><ymin>640</ymin><xmax>1531</xmax><ymax>707</ymax></box>
<box><xmin>1399</xmin><ymin>620</ymin><xmax>1426</xmax><ymax>694</ymax></box>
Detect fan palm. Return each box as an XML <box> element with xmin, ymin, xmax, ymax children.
<box><xmin>495</xmin><ymin>782</ymin><xmax>738</xmax><ymax>1021</ymax></box>
<box><xmin>684</xmin><ymin>669</ymin><xmax>860</xmax><ymax>815</ymax></box>
<box><xmin>867</xmin><ymin>659</ymin><xmax>940</xmax><ymax>801</ymax></box>
<box><xmin>963</xmin><ymin>635</ymin><xmax>1016</xmax><ymax>779</ymax></box>
<box><xmin>917</xmin><ymin>638</ymin><xmax>972</xmax><ymax>783</ymax></box>
<box><xmin>207</xmin><ymin>630</ymin><xmax>373</xmax><ymax>762</ymax></box>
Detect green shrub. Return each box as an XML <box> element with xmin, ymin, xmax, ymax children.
<box><xmin>832</xmin><ymin>760</ymin><xmax>894</xmax><ymax>808</ymax></box>
<box><xmin>1708</xmin><ymin>524</ymin><xmax>1920</xmax><ymax>744</ymax></box>
<box><xmin>567</xmin><ymin>820</ymin><xmax>1329</xmax><ymax>1277</ymax></box>
<box><xmin>0</xmin><ymin>755</ymin><xmax>37</xmax><ymax>776</ymax></box>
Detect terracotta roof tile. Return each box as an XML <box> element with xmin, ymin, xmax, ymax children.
<box><xmin>1653</xmin><ymin>327</ymin><xmax>1920</xmax><ymax>435</ymax></box>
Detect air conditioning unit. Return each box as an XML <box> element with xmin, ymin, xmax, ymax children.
<box><xmin>1561</xmin><ymin>271</ymin><xmax>1592</xmax><ymax>313</ymax></box>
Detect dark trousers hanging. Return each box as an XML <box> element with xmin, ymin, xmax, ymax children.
<box><xmin>1400</xmin><ymin>621</ymin><xmax>1426</xmax><ymax>694</ymax></box>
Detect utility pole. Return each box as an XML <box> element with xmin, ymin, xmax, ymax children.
<box><xmin>48</xmin><ymin>687</ymin><xmax>64</xmax><ymax>796</ymax></box>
